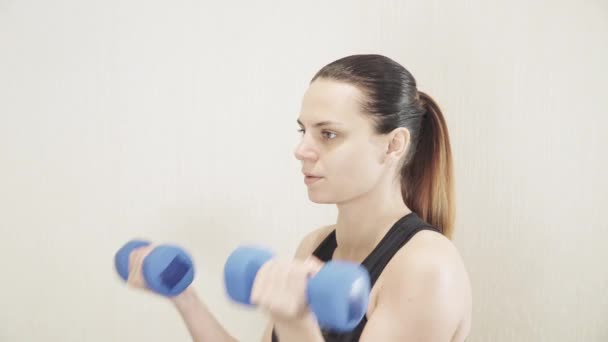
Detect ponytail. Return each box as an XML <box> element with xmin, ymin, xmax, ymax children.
<box><xmin>401</xmin><ymin>91</ymin><xmax>455</xmax><ymax>238</ymax></box>
<box><xmin>310</xmin><ymin>54</ymin><xmax>455</xmax><ymax>236</ymax></box>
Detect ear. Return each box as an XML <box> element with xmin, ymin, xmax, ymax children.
<box><xmin>385</xmin><ymin>127</ymin><xmax>410</xmax><ymax>163</ymax></box>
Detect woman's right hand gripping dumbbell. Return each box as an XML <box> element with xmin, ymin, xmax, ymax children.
<box><xmin>114</xmin><ymin>239</ymin><xmax>238</xmax><ymax>342</ymax></box>
<box><xmin>122</xmin><ymin>241</ymin><xmax>155</xmax><ymax>291</ymax></box>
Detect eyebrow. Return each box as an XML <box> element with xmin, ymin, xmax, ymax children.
<box><xmin>297</xmin><ymin>119</ymin><xmax>344</xmax><ymax>128</ymax></box>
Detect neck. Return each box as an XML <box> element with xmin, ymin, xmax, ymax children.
<box><xmin>333</xmin><ymin>177</ymin><xmax>411</xmax><ymax>263</ymax></box>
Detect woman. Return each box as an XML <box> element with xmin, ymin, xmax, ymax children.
<box><xmin>128</xmin><ymin>54</ymin><xmax>472</xmax><ymax>342</ymax></box>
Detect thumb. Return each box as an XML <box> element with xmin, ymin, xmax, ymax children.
<box><xmin>304</xmin><ymin>255</ymin><xmax>324</xmax><ymax>276</ymax></box>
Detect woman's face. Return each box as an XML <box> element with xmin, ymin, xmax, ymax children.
<box><xmin>294</xmin><ymin>79</ymin><xmax>390</xmax><ymax>204</ymax></box>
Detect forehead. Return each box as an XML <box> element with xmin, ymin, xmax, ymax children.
<box><xmin>298</xmin><ymin>79</ymin><xmax>371</xmax><ymax>127</ymax></box>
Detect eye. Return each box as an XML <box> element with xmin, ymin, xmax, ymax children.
<box><xmin>322</xmin><ymin>131</ymin><xmax>337</xmax><ymax>140</ymax></box>
<box><xmin>297</xmin><ymin>128</ymin><xmax>305</xmax><ymax>135</ymax></box>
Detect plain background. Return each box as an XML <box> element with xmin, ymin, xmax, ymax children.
<box><xmin>1</xmin><ymin>0</ymin><xmax>607</xmax><ymax>341</ymax></box>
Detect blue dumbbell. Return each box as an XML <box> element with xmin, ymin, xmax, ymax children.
<box><xmin>114</xmin><ymin>239</ymin><xmax>195</xmax><ymax>297</ymax></box>
<box><xmin>223</xmin><ymin>246</ymin><xmax>370</xmax><ymax>332</ymax></box>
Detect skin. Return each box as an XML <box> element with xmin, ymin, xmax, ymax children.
<box><xmin>258</xmin><ymin>79</ymin><xmax>472</xmax><ymax>341</ymax></box>
<box><xmin>126</xmin><ymin>78</ymin><xmax>472</xmax><ymax>342</ymax></box>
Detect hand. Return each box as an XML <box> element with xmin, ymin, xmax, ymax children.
<box><xmin>126</xmin><ymin>244</ymin><xmax>157</xmax><ymax>291</ymax></box>
<box><xmin>250</xmin><ymin>256</ymin><xmax>324</xmax><ymax>324</ymax></box>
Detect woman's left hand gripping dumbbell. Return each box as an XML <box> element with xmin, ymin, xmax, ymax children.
<box><xmin>250</xmin><ymin>256</ymin><xmax>325</xmax><ymax>322</ymax></box>
<box><xmin>114</xmin><ymin>239</ymin><xmax>195</xmax><ymax>297</ymax></box>
<box><xmin>224</xmin><ymin>245</ymin><xmax>371</xmax><ymax>340</ymax></box>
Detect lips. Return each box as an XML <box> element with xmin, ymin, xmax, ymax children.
<box><xmin>302</xmin><ymin>172</ymin><xmax>323</xmax><ymax>186</ymax></box>
<box><xmin>303</xmin><ymin>172</ymin><xmax>321</xmax><ymax>178</ymax></box>
<box><xmin>304</xmin><ymin>175</ymin><xmax>322</xmax><ymax>185</ymax></box>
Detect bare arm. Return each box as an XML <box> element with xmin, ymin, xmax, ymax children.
<box><xmin>127</xmin><ymin>245</ymin><xmax>238</xmax><ymax>342</ymax></box>
<box><xmin>171</xmin><ymin>287</ymin><xmax>239</xmax><ymax>342</ymax></box>
<box><xmin>360</xmin><ymin>231</ymin><xmax>471</xmax><ymax>342</ymax></box>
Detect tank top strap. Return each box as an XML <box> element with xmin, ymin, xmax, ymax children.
<box><xmin>359</xmin><ymin>212</ymin><xmax>438</xmax><ymax>286</ymax></box>
<box><xmin>311</xmin><ymin>230</ymin><xmax>337</xmax><ymax>262</ymax></box>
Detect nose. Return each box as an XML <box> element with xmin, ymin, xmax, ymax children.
<box><xmin>293</xmin><ymin>136</ymin><xmax>318</xmax><ymax>161</ymax></box>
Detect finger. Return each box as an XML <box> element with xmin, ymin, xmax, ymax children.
<box><xmin>285</xmin><ymin>260</ymin><xmax>313</xmax><ymax>318</ymax></box>
<box><xmin>127</xmin><ymin>245</ymin><xmax>155</xmax><ymax>287</ymax></box>
<box><xmin>265</xmin><ymin>260</ymin><xmax>287</xmax><ymax>306</ymax></box>
<box><xmin>250</xmin><ymin>259</ymin><xmax>275</xmax><ymax>305</ymax></box>
<box><xmin>269</xmin><ymin>260</ymin><xmax>294</xmax><ymax>318</ymax></box>
<box><xmin>127</xmin><ymin>250</ymin><xmax>142</xmax><ymax>285</ymax></box>
<box><xmin>262</xmin><ymin>260</ymin><xmax>292</xmax><ymax>315</ymax></box>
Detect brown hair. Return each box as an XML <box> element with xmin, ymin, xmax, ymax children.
<box><xmin>312</xmin><ymin>54</ymin><xmax>455</xmax><ymax>238</ymax></box>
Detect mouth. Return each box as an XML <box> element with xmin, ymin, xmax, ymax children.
<box><xmin>304</xmin><ymin>175</ymin><xmax>323</xmax><ymax>186</ymax></box>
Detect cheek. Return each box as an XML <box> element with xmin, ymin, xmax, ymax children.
<box><xmin>328</xmin><ymin>144</ymin><xmax>383</xmax><ymax>190</ymax></box>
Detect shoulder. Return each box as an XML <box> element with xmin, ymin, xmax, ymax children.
<box><xmin>293</xmin><ymin>225</ymin><xmax>334</xmax><ymax>260</ymax></box>
<box><xmin>360</xmin><ymin>230</ymin><xmax>472</xmax><ymax>340</ymax></box>
<box><xmin>384</xmin><ymin>229</ymin><xmax>470</xmax><ymax>302</ymax></box>
<box><xmin>375</xmin><ymin>230</ymin><xmax>471</xmax><ymax>332</ymax></box>
<box><xmin>393</xmin><ymin>229</ymin><xmax>465</xmax><ymax>275</ymax></box>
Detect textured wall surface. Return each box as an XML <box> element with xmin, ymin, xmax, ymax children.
<box><xmin>1</xmin><ymin>1</ymin><xmax>606</xmax><ymax>341</ymax></box>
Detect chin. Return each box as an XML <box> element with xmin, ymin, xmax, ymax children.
<box><xmin>307</xmin><ymin>187</ymin><xmax>366</xmax><ymax>205</ymax></box>
<box><xmin>307</xmin><ymin>191</ymin><xmax>337</xmax><ymax>204</ymax></box>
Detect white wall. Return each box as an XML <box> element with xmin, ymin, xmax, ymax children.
<box><xmin>1</xmin><ymin>0</ymin><xmax>607</xmax><ymax>341</ymax></box>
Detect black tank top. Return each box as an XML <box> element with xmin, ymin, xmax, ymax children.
<box><xmin>271</xmin><ymin>212</ymin><xmax>439</xmax><ymax>342</ymax></box>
